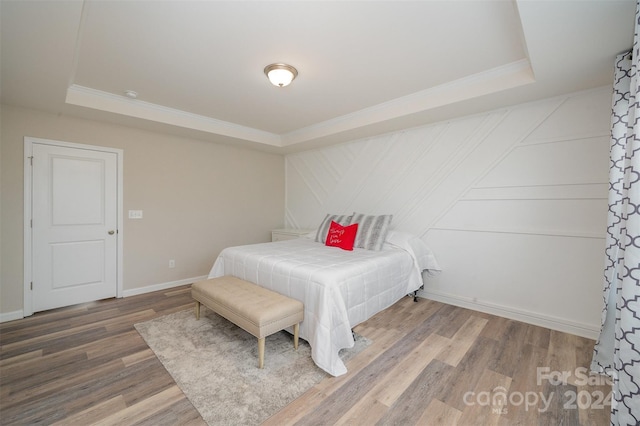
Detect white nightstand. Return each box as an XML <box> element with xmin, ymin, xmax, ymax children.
<box><xmin>271</xmin><ymin>228</ymin><xmax>314</xmax><ymax>242</ymax></box>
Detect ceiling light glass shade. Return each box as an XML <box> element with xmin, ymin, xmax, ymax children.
<box><xmin>264</xmin><ymin>63</ymin><xmax>298</xmax><ymax>87</ymax></box>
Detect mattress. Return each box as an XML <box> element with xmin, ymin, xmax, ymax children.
<box><xmin>208</xmin><ymin>236</ymin><xmax>437</xmax><ymax>376</ymax></box>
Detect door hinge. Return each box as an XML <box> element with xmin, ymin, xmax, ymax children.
<box><xmin>28</xmin><ymin>156</ymin><xmax>33</xmax><ymax>166</ymax></box>
<box><xmin>30</xmin><ymin>282</ymin><xmax>33</xmax><ymax>290</ymax></box>
<box><xmin>30</xmin><ymin>219</ymin><xmax>33</xmax><ymax>228</ymax></box>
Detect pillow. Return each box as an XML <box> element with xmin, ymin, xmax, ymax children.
<box><xmin>325</xmin><ymin>221</ymin><xmax>358</xmax><ymax>251</ymax></box>
<box><xmin>384</xmin><ymin>230</ymin><xmax>441</xmax><ymax>272</ymax></box>
<box><xmin>314</xmin><ymin>214</ymin><xmax>353</xmax><ymax>243</ymax></box>
<box><xmin>348</xmin><ymin>213</ymin><xmax>393</xmax><ymax>251</ymax></box>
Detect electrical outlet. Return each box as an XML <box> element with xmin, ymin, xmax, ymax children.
<box><xmin>169</xmin><ymin>259</ymin><xmax>175</xmax><ymax>268</ymax></box>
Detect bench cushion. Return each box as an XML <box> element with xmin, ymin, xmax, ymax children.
<box><xmin>191</xmin><ymin>276</ymin><xmax>303</xmax><ymax>339</ymax></box>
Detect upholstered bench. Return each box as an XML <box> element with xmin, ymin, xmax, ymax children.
<box><xmin>191</xmin><ymin>276</ymin><xmax>304</xmax><ymax>368</ymax></box>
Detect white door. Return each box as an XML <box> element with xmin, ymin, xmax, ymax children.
<box><xmin>31</xmin><ymin>142</ymin><xmax>118</xmax><ymax>312</ymax></box>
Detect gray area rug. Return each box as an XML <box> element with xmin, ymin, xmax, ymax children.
<box><xmin>135</xmin><ymin>309</ymin><xmax>370</xmax><ymax>425</ymax></box>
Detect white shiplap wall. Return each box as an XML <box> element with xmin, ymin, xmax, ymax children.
<box><xmin>285</xmin><ymin>87</ymin><xmax>611</xmax><ymax>338</ymax></box>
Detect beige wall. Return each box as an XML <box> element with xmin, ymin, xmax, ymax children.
<box><xmin>0</xmin><ymin>105</ymin><xmax>285</xmax><ymax>317</ymax></box>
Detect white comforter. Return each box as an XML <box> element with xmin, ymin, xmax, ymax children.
<box><xmin>208</xmin><ymin>234</ymin><xmax>439</xmax><ymax>376</ymax></box>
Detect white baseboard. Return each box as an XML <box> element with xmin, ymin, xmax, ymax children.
<box><xmin>2</xmin><ymin>280</ymin><xmax>602</xmax><ymax>340</ymax></box>
<box><xmin>0</xmin><ymin>276</ymin><xmax>206</xmax><ymax>323</ymax></box>
<box><xmin>122</xmin><ymin>275</ymin><xmax>207</xmax><ymax>298</ymax></box>
<box><xmin>0</xmin><ymin>310</ymin><xmax>25</xmax><ymax>323</ymax></box>
<box><xmin>418</xmin><ymin>288</ymin><xmax>600</xmax><ymax>340</ymax></box>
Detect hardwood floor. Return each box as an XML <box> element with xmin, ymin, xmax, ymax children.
<box><xmin>0</xmin><ymin>285</ymin><xmax>611</xmax><ymax>425</ymax></box>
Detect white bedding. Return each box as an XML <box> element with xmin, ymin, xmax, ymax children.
<box><xmin>208</xmin><ymin>234</ymin><xmax>440</xmax><ymax>376</ymax></box>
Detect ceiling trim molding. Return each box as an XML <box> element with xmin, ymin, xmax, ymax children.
<box><xmin>65</xmin><ymin>84</ymin><xmax>282</xmax><ymax>146</ymax></box>
<box><xmin>281</xmin><ymin>59</ymin><xmax>535</xmax><ymax>147</ymax></box>
<box><xmin>66</xmin><ymin>60</ymin><xmax>534</xmax><ymax>149</ymax></box>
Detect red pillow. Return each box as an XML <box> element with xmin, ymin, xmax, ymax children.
<box><xmin>325</xmin><ymin>220</ymin><xmax>358</xmax><ymax>251</ymax></box>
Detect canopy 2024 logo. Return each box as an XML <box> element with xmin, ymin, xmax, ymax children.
<box><xmin>462</xmin><ymin>367</ymin><xmax>612</xmax><ymax>414</ymax></box>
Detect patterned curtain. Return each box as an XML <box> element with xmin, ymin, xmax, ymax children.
<box><xmin>590</xmin><ymin>3</ymin><xmax>640</xmax><ymax>425</ymax></box>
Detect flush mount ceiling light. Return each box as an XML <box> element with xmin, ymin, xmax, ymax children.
<box><xmin>124</xmin><ymin>90</ymin><xmax>138</xmax><ymax>99</ymax></box>
<box><xmin>264</xmin><ymin>63</ymin><xmax>298</xmax><ymax>87</ymax></box>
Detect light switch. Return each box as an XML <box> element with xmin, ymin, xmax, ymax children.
<box><xmin>128</xmin><ymin>210</ymin><xmax>143</xmax><ymax>219</ymax></box>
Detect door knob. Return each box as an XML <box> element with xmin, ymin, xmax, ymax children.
<box><xmin>108</xmin><ymin>230</ymin><xmax>115</xmax><ymax>235</ymax></box>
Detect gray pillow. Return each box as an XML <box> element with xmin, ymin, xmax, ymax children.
<box><xmin>349</xmin><ymin>213</ymin><xmax>393</xmax><ymax>251</ymax></box>
<box><xmin>314</xmin><ymin>214</ymin><xmax>353</xmax><ymax>244</ymax></box>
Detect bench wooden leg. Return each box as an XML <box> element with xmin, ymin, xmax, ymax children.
<box><xmin>293</xmin><ymin>323</ymin><xmax>299</xmax><ymax>350</ymax></box>
<box><xmin>194</xmin><ymin>301</ymin><xmax>200</xmax><ymax>320</ymax></box>
<box><xmin>258</xmin><ymin>337</ymin><xmax>265</xmax><ymax>369</ymax></box>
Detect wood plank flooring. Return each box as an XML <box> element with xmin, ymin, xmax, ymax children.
<box><xmin>0</xmin><ymin>285</ymin><xmax>611</xmax><ymax>425</ymax></box>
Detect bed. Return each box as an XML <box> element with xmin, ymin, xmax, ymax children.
<box><xmin>207</xmin><ymin>229</ymin><xmax>440</xmax><ymax>376</ymax></box>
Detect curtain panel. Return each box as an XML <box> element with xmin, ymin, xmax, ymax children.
<box><xmin>591</xmin><ymin>5</ymin><xmax>640</xmax><ymax>424</ymax></box>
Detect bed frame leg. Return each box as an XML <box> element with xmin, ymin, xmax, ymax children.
<box><xmin>412</xmin><ymin>284</ymin><xmax>425</xmax><ymax>302</ymax></box>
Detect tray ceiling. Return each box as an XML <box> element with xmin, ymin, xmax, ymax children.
<box><xmin>1</xmin><ymin>0</ymin><xmax>635</xmax><ymax>152</ymax></box>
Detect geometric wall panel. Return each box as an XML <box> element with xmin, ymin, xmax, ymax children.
<box><xmin>476</xmin><ymin>136</ymin><xmax>610</xmax><ymax>188</ymax></box>
<box><xmin>285</xmin><ymin>87</ymin><xmax>611</xmax><ymax>337</ymax></box>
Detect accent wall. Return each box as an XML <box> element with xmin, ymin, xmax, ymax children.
<box><xmin>284</xmin><ymin>87</ymin><xmax>611</xmax><ymax>338</ymax></box>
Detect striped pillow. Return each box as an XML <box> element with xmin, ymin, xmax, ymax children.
<box><xmin>314</xmin><ymin>214</ymin><xmax>353</xmax><ymax>243</ymax></box>
<box><xmin>349</xmin><ymin>213</ymin><xmax>393</xmax><ymax>251</ymax></box>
